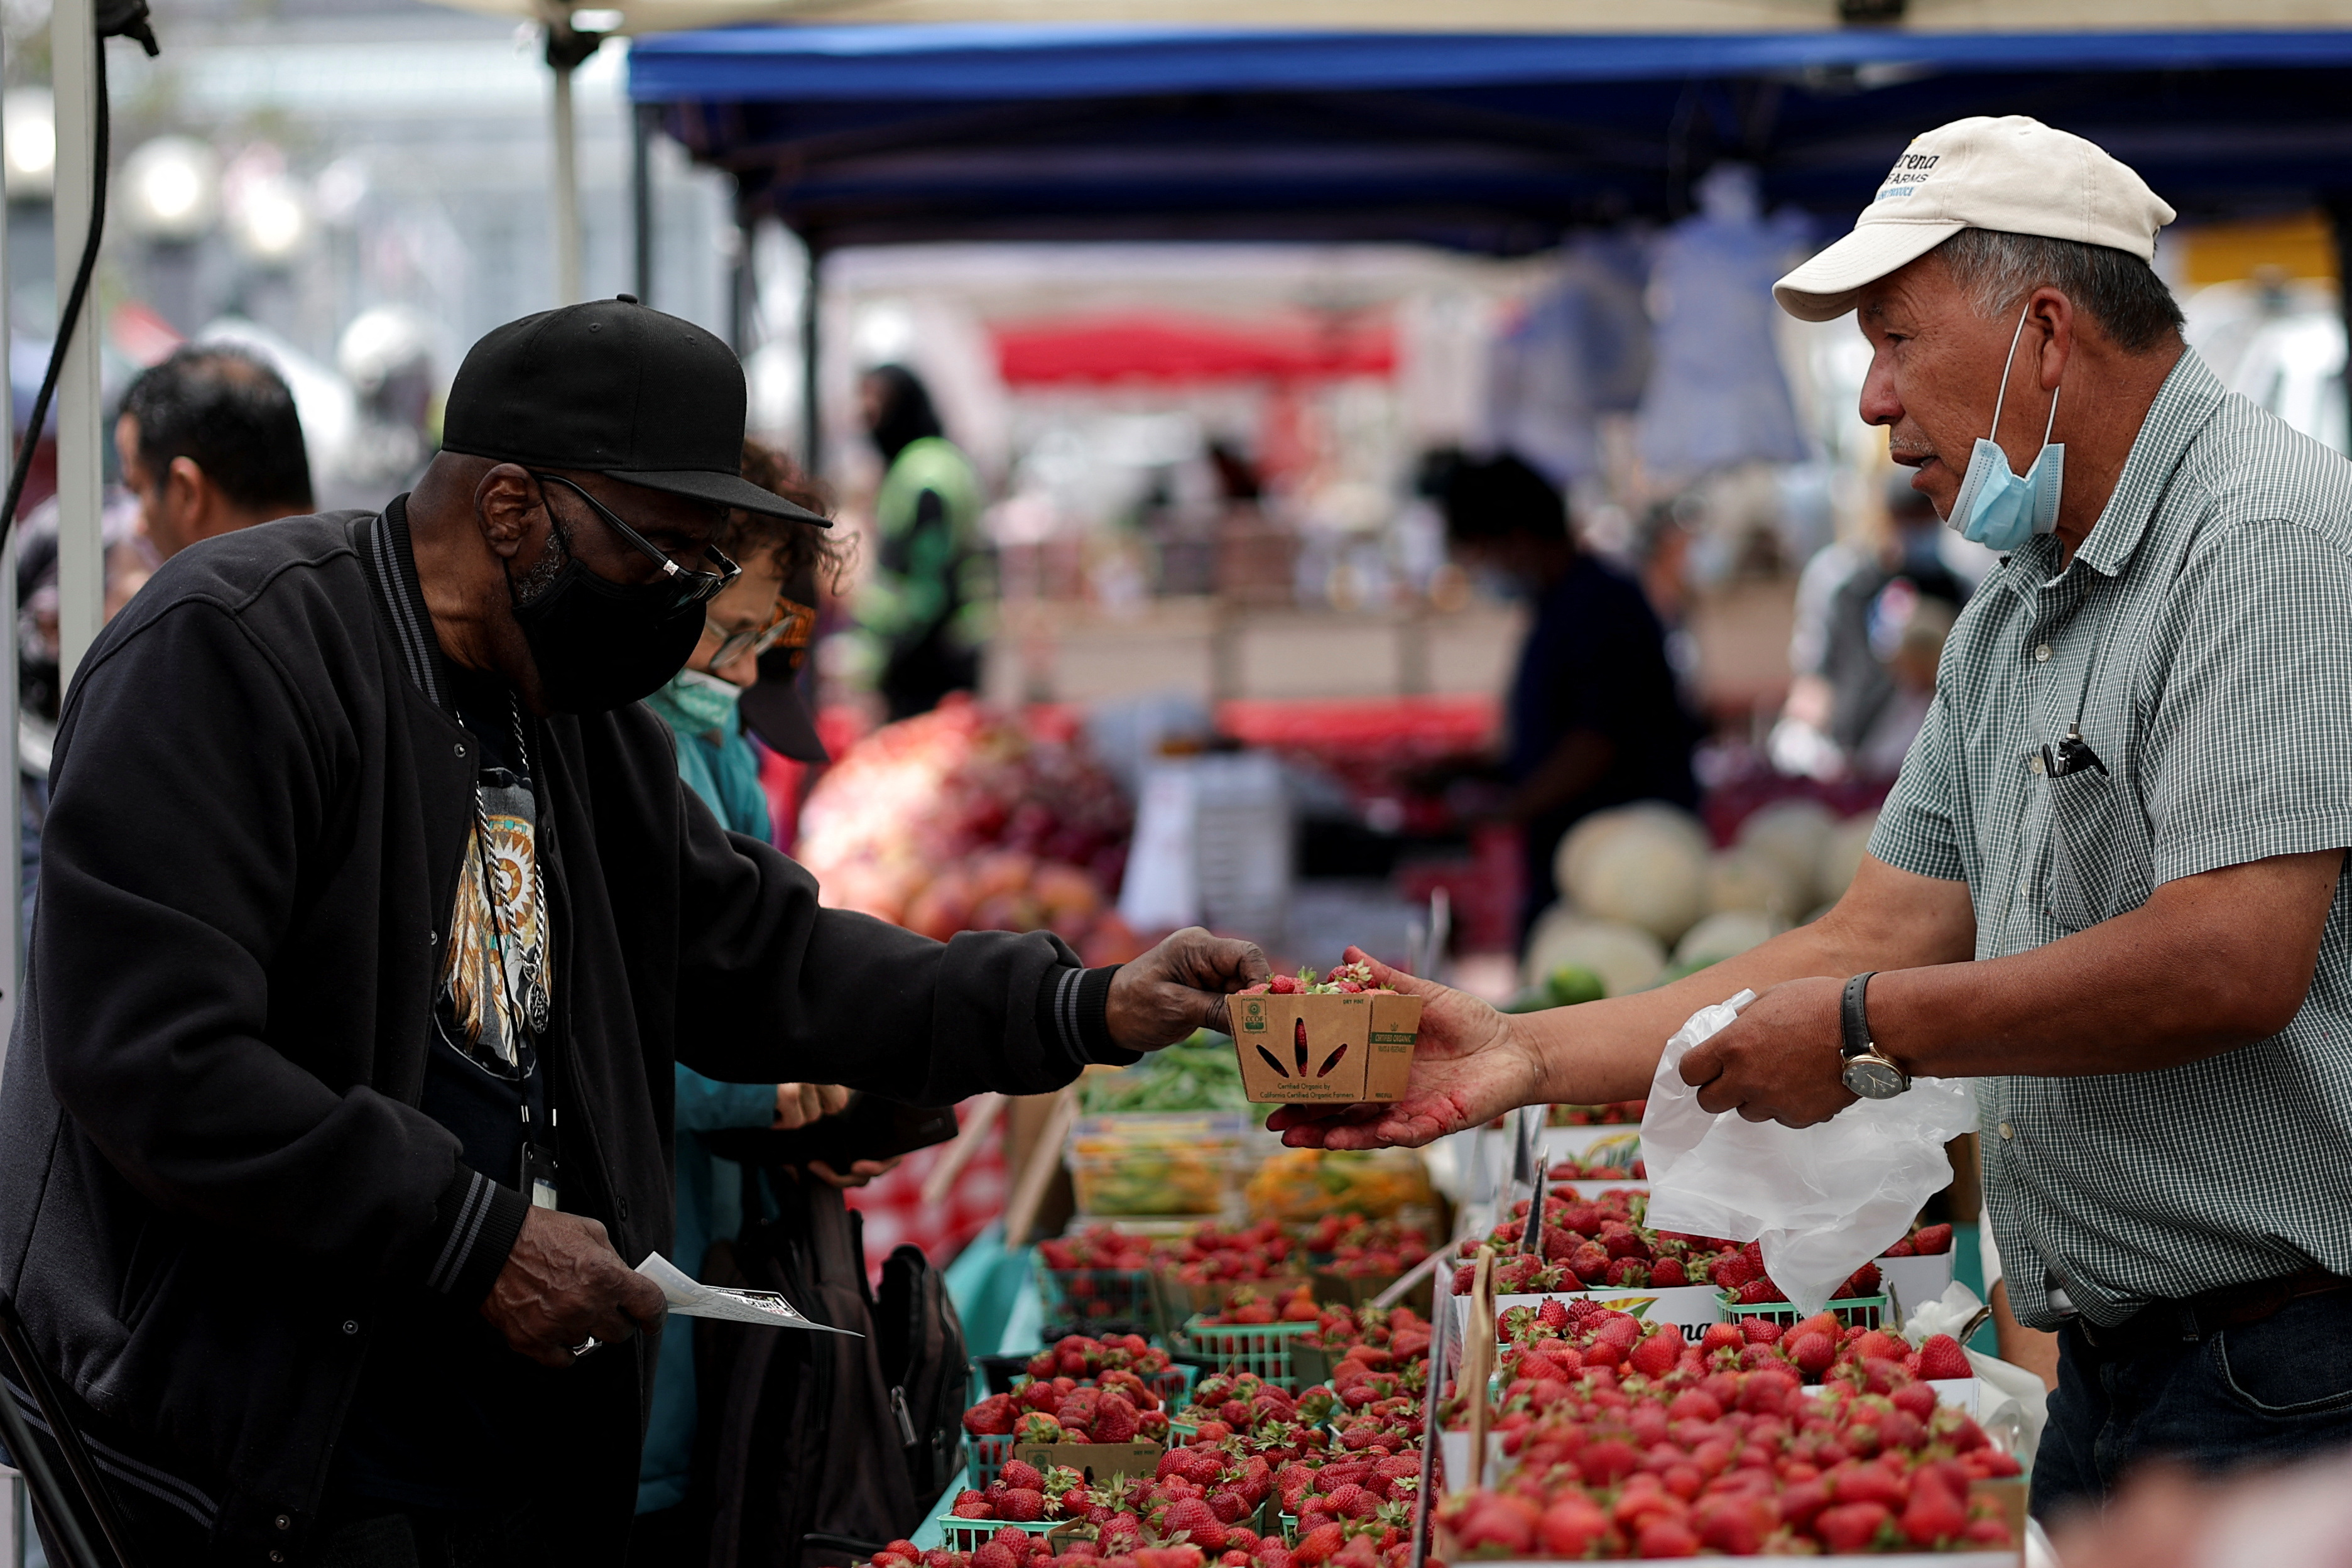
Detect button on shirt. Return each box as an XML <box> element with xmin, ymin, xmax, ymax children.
<box><xmin>1870</xmin><ymin>350</ymin><xmax>2352</xmax><ymax>1329</ymax></box>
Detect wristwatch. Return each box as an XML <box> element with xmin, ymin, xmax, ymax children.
<box><xmin>1839</xmin><ymin>972</ymin><xmax>1912</xmax><ymax>1099</ymax></box>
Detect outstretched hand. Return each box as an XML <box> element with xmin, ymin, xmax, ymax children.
<box><xmin>1105</xmin><ymin>927</ymin><xmax>1273</xmax><ymax>1048</ymax></box>
<box><xmin>1264</xmin><ymin>947</ymin><xmax>1547</xmax><ymax>1150</ymax></box>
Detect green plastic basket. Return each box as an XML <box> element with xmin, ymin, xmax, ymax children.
<box><xmin>934</xmin><ymin>1515</ymin><xmax>1062</xmax><ymax>1554</ymax></box>
<box><xmin>1716</xmin><ymin>1292</ymin><xmax>1888</xmax><ymax>1331</ymax></box>
<box><xmin>1037</xmin><ymin>1264</ymin><xmax>1166</xmax><ymax>1335</ymax></box>
<box><xmin>1178</xmin><ymin>1315</ymin><xmax>1317</xmax><ymax>1391</ymax></box>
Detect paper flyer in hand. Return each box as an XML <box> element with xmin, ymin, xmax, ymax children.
<box><xmin>636</xmin><ymin>1252</ymin><xmax>861</xmax><ymax>1335</ymax></box>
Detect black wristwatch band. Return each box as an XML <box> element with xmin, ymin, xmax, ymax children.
<box><xmin>1840</xmin><ymin>972</ymin><xmax>1878</xmax><ymax>1062</ymax></box>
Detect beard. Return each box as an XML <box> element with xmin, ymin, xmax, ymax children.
<box><xmin>509</xmin><ymin>514</ymin><xmax>574</xmax><ymax>605</ymax></box>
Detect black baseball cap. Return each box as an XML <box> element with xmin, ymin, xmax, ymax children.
<box><xmin>441</xmin><ymin>295</ymin><xmax>829</xmax><ymax>528</ymax></box>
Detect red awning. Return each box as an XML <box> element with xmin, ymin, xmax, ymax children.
<box><xmin>992</xmin><ymin>312</ymin><xmax>1394</xmax><ymax>386</ymax></box>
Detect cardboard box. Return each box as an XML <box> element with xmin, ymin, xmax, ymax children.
<box><xmin>1233</xmin><ymin>992</ymin><xmax>1422</xmax><ymax>1104</ymax></box>
<box><xmin>1011</xmin><ymin>1440</ymin><xmax>1165</xmax><ymax>1486</ymax></box>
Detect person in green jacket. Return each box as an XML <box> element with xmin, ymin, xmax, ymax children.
<box><xmin>849</xmin><ymin>364</ymin><xmax>990</xmax><ymax>720</ymax></box>
<box><xmin>631</xmin><ymin>442</ymin><xmax>888</xmax><ymax>1564</ymax></box>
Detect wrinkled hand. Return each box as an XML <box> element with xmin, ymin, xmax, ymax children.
<box><xmin>1105</xmin><ymin>927</ymin><xmax>1273</xmax><ymax>1048</ymax></box>
<box><xmin>1677</xmin><ymin>976</ymin><xmax>1856</xmax><ymax>1128</ymax></box>
<box><xmin>775</xmin><ymin>1082</ymin><xmax>851</xmax><ymax>1130</ymax></box>
<box><xmin>807</xmin><ymin>1155</ymin><xmax>902</xmax><ymax>1189</ymax></box>
<box><xmin>481</xmin><ymin>1206</ymin><xmax>667</xmax><ymax>1369</ymax></box>
<box><xmin>1265</xmin><ymin>947</ymin><xmax>1545</xmax><ymax>1150</ymax></box>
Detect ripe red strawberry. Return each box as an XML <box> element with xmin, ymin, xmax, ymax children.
<box><xmin>1891</xmin><ymin>1381</ymin><xmax>1938</xmax><ymax>1420</ymax></box>
<box><xmin>1741</xmin><ymin>1317</ymin><xmax>1782</xmax><ymax>1346</ymax></box>
<box><xmin>1900</xmin><ymin>1470</ymin><xmax>1969</xmax><ymax>1547</ymax></box>
<box><xmin>1000</xmin><ymin>1461</ymin><xmax>1045</xmax><ymax>1493</ymax></box>
<box><xmin>1636</xmin><ymin>1517</ymin><xmax>1701</xmax><ymax>1559</ymax></box>
<box><xmin>1846</xmin><ymin>1262</ymin><xmax>1883</xmax><ymax>1296</ymax></box>
<box><xmin>1852</xmin><ymin>1329</ymin><xmax>1902</xmax><ymax>1364</ymax></box>
<box><xmin>952</xmin><ymin>1489</ymin><xmax>991</xmax><ymax>1519</ymax></box>
<box><xmin>1324</xmin><ymin>1484</ymin><xmax>1379</xmax><ymax>1521</ymax></box>
<box><xmin>1912</xmin><ymin>1223</ymin><xmax>1953</xmax><ymax>1255</ymax></box>
<box><xmin>997</xmin><ymin>1489</ymin><xmax>1047</xmax><ymax>1522</ymax></box>
<box><xmin>1649</xmin><ymin>1256</ymin><xmax>1687</xmax><ymax>1288</ymax></box>
<box><xmin>1163</xmin><ymin>1497</ymin><xmax>1229</xmax><ymax>1554</ymax></box>
<box><xmin>1288</xmin><ymin>1525</ymin><xmax>1346</xmax><ymax>1567</ymax></box>
<box><xmin>1816</xmin><ymin>1501</ymin><xmax>1893</xmax><ymax>1555</ymax></box>
<box><xmin>1881</xmin><ymin>1238</ymin><xmax>1915</xmax><ymax>1257</ymax></box>
<box><xmin>1094</xmin><ymin>1396</ymin><xmax>1140</xmax><ymax>1444</ymax></box>
<box><xmin>1919</xmin><ymin>1333</ymin><xmax>1971</xmax><ymax>1380</ymax></box>
<box><xmin>1790</xmin><ymin>1332</ymin><xmax>1836</xmax><ymax>1377</ymax></box>
<box><xmin>1207</xmin><ymin>1489</ymin><xmax>1248</xmax><ymax>1525</ymax></box>
<box><xmin>1627</xmin><ymin>1330</ymin><xmax>1680</xmax><ymax>1379</ymax></box>
<box><xmin>1447</xmin><ymin>1495</ymin><xmax>1538</xmax><ymax>1557</ymax></box>
<box><xmin>1605</xmin><ymin>1258</ymin><xmax>1651</xmax><ymax>1288</ymax></box>
<box><xmin>972</xmin><ymin>1543</ymin><xmax>1021</xmax><ymax>1568</ymax></box>
<box><xmin>1537</xmin><ymin>1496</ymin><xmax>1608</xmax><ymax>1556</ymax></box>
<box><xmin>1734</xmin><ymin>1278</ymin><xmax>1784</xmax><ymax>1305</ymax></box>
<box><xmin>1535</xmin><ymin>1297</ymin><xmax>1571</xmax><ymax>1333</ymax></box>
<box><xmin>964</xmin><ymin>1393</ymin><xmax>1017</xmax><ymax>1436</ymax></box>
<box><xmin>1700</xmin><ymin>1322</ymin><xmax>1743</xmax><ymax>1353</ymax></box>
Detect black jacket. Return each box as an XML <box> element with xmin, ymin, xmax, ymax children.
<box><xmin>0</xmin><ymin>504</ymin><xmax>1119</xmax><ymax>1564</ymax></box>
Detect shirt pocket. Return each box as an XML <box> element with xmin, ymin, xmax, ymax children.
<box><xmin>2042</xmin><ymin>766</ymin><xmax>2155</xmax><ymax>932</ymax></box>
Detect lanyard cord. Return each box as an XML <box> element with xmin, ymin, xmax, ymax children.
<box><xmin>466</xmin><ymin>695</ymin><xmax>553</xmax><ymax>1062</ymax></box>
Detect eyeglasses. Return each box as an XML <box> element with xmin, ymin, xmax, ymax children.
<box><xmin>706</xmin><ymin>596</ymin><xmax>816</xmax><ymax>669</ymax></box>
<box><xmin>530</xmin><ymin>472</ymin><xmax>741</xmax><ymax>611</ymax></box>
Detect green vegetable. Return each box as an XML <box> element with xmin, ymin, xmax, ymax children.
<box><xmin>1081</xmin><ymin>1030</ymin><xmax>1250</xmax><ymax>1113</ymax></box>
<box><xmin>1500</xmin><ymin>964</ymin><xmax>1609</xmax><ymax>1015</ymax></box>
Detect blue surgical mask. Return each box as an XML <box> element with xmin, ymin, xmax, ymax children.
<box><xmin>646</xmin><ymin>666</ymin><xmax>743</xmax><ymax>738</ymax></box>
<box><xmin>1947</xmin><ymin>307</ymin><xmax>2064</xmax><ymax>552</ymax></box>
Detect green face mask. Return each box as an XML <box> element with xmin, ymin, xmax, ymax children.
<box><xmin>647</xmin><ymin>666</ymin><xmax>743</xmax><ymax>738</ymax></box>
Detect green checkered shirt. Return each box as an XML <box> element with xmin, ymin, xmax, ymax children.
<box><xmin>1870</xmin><ymin>349</ymin><xmax>2352</xmax><ymax>1329</ymax></box>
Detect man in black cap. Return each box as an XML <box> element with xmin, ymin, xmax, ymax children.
<box><xmin>0</xmin><ymin>299</ymin><xmax>1264</xmax><ymax>1567</ymax></box>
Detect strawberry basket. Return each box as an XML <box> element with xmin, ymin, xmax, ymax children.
<box><xmin>1717</xmin><ymin>1292</ymin><xmax>1887</xmax><ymax>1331</ymax></box>
<box><xmin>1176</xmin><ymin>1315</ymin><xmax>1317</xmax><ymax>1391</ymax></box>
<box><xmin>1036</xmin><ymin>1264</ymin><xmax>1166</xmax><ymax>1336</ymax></box>
<box><xmin>934</xmin><ymin>1514</ymin><xmax>1062</xmax><ymax>1554</ymax></box>
<box><xmin>967</xmin><ymin>1432</ymin><xmax>1020</xmax><ymax>1490</ymax></box>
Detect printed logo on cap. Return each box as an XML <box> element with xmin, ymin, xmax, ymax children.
<box><xmin>1876</xmin><ymin>143</ymin><xmax>1939</xmax><ymax>204</ymax></box>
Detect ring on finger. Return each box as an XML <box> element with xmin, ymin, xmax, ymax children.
<box><xmin>570</xmin><ymin>1337</ymin><xmax>601</xmax><ymax>1359</ymax></box>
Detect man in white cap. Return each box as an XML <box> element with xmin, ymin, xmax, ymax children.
<box><xmin>1271</xmin><ymin>116</ymin><xmax>2352</xmax><ymax>1517</ymax></box>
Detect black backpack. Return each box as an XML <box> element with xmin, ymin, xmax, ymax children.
<box><xmin>694</xmin><ymin>1172</ymin><xmax>967</xmax><ymax>1568</ymax></box>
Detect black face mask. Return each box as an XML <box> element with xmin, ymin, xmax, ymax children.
<box><xmin>510</xmin><ymin>550</ymin><xmax>704</xmax><ymax>714</ymax></box>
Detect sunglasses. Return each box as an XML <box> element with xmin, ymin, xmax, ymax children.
<box><xmin>531</xmin><ymin>472</ymin><xmax>741</xmax><ymax>611</ymax></box>
<box><xmin>706</xmin><ymin>596</ymin><xmax>816</xmax><ymax>670</ymax></box>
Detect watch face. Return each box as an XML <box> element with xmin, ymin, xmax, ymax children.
<box><xmin>1842</xmin><ymin>1057</ymin><xmax>1908</xmax><ymax>1100</ymax></box>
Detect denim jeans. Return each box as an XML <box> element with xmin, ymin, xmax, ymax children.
<box><xmin>2032</xmin><ymin>1288</ymin><xmax>2352</xmax><ymax>1523</ymax></box>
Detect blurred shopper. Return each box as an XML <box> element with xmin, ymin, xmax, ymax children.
<box><xmin>0</xmin><ymin>297</ymin><xmax>1263</xmax><ymax>1568</ymax></box>
<box><xmin>114</xmin><ymin>343</ymin><xmax>315</xmax><ymax>559</ymax></box>
<box><xmin>1442</xmin><ymin>454</ymin><xmax>1699</xmax><ymax>939</ymax></box>
<box><xmin>629</xmin><ymin>441</ymin><xmax>888</xmax><ymax>1565</ymax></box>
<box><xmin>851</xmin><ymin>364</ymin><xmax>988</xmax><ymax>720</ymax></box>
<box><xmin>1282</xmin><ymin>117</ymin><xmax>2352</xmax><ymax>1525</ymax></box>
<box><xmin>1774</xmin><ymin>473</ymin><xmax>1968</xmax><ymax>780</ymax></box>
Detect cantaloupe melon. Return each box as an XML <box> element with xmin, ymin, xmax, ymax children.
<box><xmin>1559</xmin><ymin>803</ymin><xmax>1711</xmax><ymax>942</ymax></box>
<box><xmin>1735</xmin><ymin>798</ymin><xmax>1836</xmax><ymax>910</ymax></box>
<box><xmin>1816</xmin><ymin>810</ymin><xmax>1882</xmax><ymax>902</ymax></box>
<box><xmin>1674</xmin><ymin>909</ymin><xmax>1786</xmax><ymax>969</ymax></box>
<box><xmin>1523</xmin><ymin>907</ymin><xmax>1669</xmax><ymax>998</ymax></box>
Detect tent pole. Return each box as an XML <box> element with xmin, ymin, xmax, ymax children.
<box><xmin>798</xmin><ymin>236</ymin><xmax>819</xmax><ymax>476</ymax></box>
<box><xmin>631</xmin><ymin>104</ymin><xmax>653</xmax><ymax>306</ymax></box>
<box><xmin>549</xmin><ymin>53</ymin><xmax>582</xmax><ymax>305</ymax></box>
<box><xmin>52</xmin><ymin>0</ymin><xmax>102</xmax><ymax>692</ymax></box>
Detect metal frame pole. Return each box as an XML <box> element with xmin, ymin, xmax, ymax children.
<box><xmin>631</xmin><ymin>104</ymin><xmax>653</xmax><ymax>307</ymax></box>
<box><xmin>549</xmin><ymin>56</ymin><xmax>582</xmax><ymax>305</ymax></box>
<box><xmin>798</xmin><ymin>236</ymin><xmax>820</xmax><ymax>476</ymax></box>
<box><xmin>52</xmin><ymin>0</ymin><xmax>102</xmax><ymax>689</ymax></box>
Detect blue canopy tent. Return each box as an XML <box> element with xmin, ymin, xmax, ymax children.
<box><xmin>629</xmin><ymin>24</ymin><xmax>2352</xmax><ymax>464</ymax></box>
<box><xmin>630</xmin><ymin>26</ymin><xmax>2352</xmax><ymax>254</ymax></box>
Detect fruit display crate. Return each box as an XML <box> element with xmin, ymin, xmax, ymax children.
<box><xmin>1177</xmin><ymin>1315</ymin><xmax>1318</xmax><ymax>1390</ymax></box>
<box><xmin>1037</xmin><ymin>1264</ymin><xmax>1167</xmax><ymax>1336</ymax></box>
<box><xmin>968</xmin><ymin>1432</ymin><xmax>1020</xmax><ymax>1490</ymax></box>
<box><xmin>1718</xmin><ymin>1292</ymin><xmax>1888</xmax><ymax>1331</ymax></box>
<box><xmin>932</xmin><ymin>1515</ymin><xmax>1064</xmax><ymax>1554</ymax></box>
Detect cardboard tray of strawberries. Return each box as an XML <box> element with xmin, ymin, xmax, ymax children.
<box><xmin>1230</xmin><ymin>965</ymin><xmax>1421</xmax><ymax>1105</ymax></box>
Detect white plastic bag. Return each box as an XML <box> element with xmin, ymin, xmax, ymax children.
<box><xmin>1642</xmin><ymin>993</ymin><xmax>1979</xmax><ymax>1316</ymax></box>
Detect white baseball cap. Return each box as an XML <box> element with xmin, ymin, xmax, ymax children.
<box><xmin>1773</xmin><ymin>115</ymin><xmax>2177</xmax><ymax>322</ymax></box>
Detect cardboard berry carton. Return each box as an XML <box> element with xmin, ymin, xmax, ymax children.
<box><xmin>1231</xmin><ymin>965</ymin><xmax>1422</xmax><ymax>1105</ymax></box>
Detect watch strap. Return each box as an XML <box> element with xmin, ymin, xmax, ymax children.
<box><xmin>1840</xmin><ymin>972</ymin><xmax>1878</xmax><ymax>1063</ymax></box>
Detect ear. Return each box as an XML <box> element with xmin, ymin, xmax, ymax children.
<box><xmin>163</xmin><ymin>455</ymin><xmax>207</xmax><ymax>525</ymax></box>
<box><xmin>2027</xmin><ymin>285</ymin><xmax>2076</xmax><ymax>391</ymax></box>
<box><xmin>474</xmin><ymin>464</ymin><xmax>544</xmax><ymax>562</ymax></box>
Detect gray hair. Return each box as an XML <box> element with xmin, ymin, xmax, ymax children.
<box><xmin>1933</xmin><ymin>228</ymin><xmax>2184</xmax><ymax>355</ymax></box>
